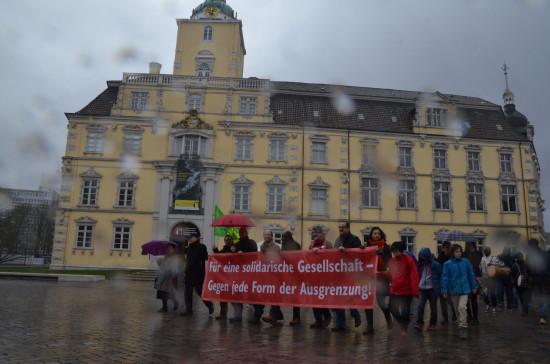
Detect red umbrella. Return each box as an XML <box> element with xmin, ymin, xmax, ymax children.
<box><xmin>141</xmin><ymin>240</ymin><xmax>178</xmax><ymax>256</ymax></box>
<box><xmin>210</xmin><ymin>213</ymin><xmax>255</xmax><ymax>228</ymax></box>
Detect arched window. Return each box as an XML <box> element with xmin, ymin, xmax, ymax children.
<box><xmin>203</xmin><ymin>26</ymin><xmax>213</xmax><ymax>41</ymax></box>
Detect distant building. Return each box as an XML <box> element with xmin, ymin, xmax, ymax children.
<box><xmin>51</xmin><ymin>0</ymin><xmax>545</xmax><ymax>270</ymax></box>
<box><xmin>0</xmin><ymin>186</ymin><xmax>58</xmax><ymax>263</ymax></box>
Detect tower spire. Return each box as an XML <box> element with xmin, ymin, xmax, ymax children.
<box><xmin>502</xmin><ymin>62</ymin><xmax>515</xmax><ymax>105</ymax></box>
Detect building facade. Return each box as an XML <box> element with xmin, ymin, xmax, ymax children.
<box><xmin>51</xmin><ymin>0</ymin><xmax>545</xmax><ymax>270</ymax></box>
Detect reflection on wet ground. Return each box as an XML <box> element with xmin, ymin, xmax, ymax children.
<box><xmin>1</xmin><ymin>279</ymin><xmax>549</xmax><ymax>363</ymax></box>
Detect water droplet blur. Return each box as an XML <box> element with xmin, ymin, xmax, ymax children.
<box><xmin>446</xmin><ymin>117</ymin><xmax>470</xmax><ymax>137</ymax></box>
<box><xmin>75</xmin><ymin>52</ymin><xmax>95</xmax><ymax>69</ymax></box>
<box><xmin>331</xmin><ymin>89</ymin><xmax>356</xmax><ymax>115</ymax></box>
<box><xmin>122</xmin><ymin>155</ymin><xmax>139</xmax><ymax>172</ymax></box>
<box><xmin>114</xmin><ymin>46</ymin><xmax>139</xmax><ymax>63</ymax></box>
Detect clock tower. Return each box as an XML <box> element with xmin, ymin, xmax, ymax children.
<box><xmin>173</xmin><ymin>0</ymin><xmax>246</xmax><ymax>78</ymax></box>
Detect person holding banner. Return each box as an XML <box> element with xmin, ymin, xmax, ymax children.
<box><xmin>333</xmin><ymin>221</ymin><xmax>363</xmax><ymax>331</ymax></box>
<box><xmin>212</xmin><ymin>234</ymin><xmax>234</xmax><ymax>320</ymax></box>
<box><xmin>380</xmin><ymin>241</ymin><xmax>419</xmax><ymax>336</ymax></box>
<box><xmin>309</xmin><ymin>225</ymin><xmax>334</xmax><ymax>329</ymax></box>
<box><xmin>251</xmin><ymin>230</ymin><xmax>281</xmax><ymax>324</ymax></box>
<box><xmin>364</xmin><ymin>226</ymin><xmax>393</xmax><ymax>335</ymax></box>
<box><xmin>262</xmin><ymin>231</ymin><xmax>302</xmax><ymax>326</ymax></box>
<box><xmin>229</xmin><ymin>227</ymin><xmax>258</xmax><ymax>323</ymax></box>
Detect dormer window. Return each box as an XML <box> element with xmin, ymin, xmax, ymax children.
<box><xmin>426</xmin><ymin>108</ymin><xmax>447</xmax><ymax>127</ymax></box>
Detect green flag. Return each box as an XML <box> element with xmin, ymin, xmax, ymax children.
<box><xmin>214</xmin><ymin>205</ymin><xmax>226</xmax><ymax>237</ymax></box>
<box><xmin>213</xmin><ymin>205</ymin><xmax>239</xmax><ymax>241</ymax></box>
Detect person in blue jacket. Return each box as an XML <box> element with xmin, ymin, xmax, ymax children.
<box><xmin>441</xmin><ymin>244</ymin><xmax>478</xmax><ymax>339</ymax></box>
<box><xmin>414</xmin><ymin>247</ymin><xmax>442</xmax><ymax>331</ymax></box>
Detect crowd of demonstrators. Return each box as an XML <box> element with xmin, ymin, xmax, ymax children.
<box><xmin>165</xmin><ymin>223</ymin><xmax>549</xmax><ymax>339</ymax></box>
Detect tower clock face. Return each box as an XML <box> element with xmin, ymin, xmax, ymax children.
<box><xmin>205</xmin><ymin>6</ymin><xmax>218</xmax><ymax>18</ymax></box>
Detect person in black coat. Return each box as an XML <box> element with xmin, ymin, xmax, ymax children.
<box><xmin>180</xmin><ymin>233</ymin><xmax>214</xmax><ymax>316</ymax></box>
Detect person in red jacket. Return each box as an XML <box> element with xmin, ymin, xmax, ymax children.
<box><xmin>380</xmin><ymin>241</ymin><xmax>420</xmax><ymax>335</ymax></box>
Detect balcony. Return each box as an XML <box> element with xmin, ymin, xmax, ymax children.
<box><xmin>122</xmin><ymin>73</ymin><xmax>270</xmax><ymax>91</ymax></box>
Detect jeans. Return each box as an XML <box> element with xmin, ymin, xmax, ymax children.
<box><xmin>231</xmin><ymin>303</ymin><xmax>243</xmax><ymax>319</ymax></box>
<box><xmin>219</xmin><ymin>302</ymin><xmax>228</xmax><ymax>316</ymax></box>
<box><xmin>335</xmin><ymin>309</ymin><xmax>360</xmax><ymax>328</ymax></box>
<box><xmin>416</xmin><ymin>289</ymin><xmax>438</xmax><ymax>325</ymax></box>
<box><xmin>389</xmin><ymin>295</ymin><xmax>412</xmax><ymax>332</ymax></box>
<box><xmin>253</xmin><ymin>304</ymin><xmax>265</xmax><ymax>319</ymax></box>
<box><xmin>532</xmin><ymin>284</ymin><xmax>549</xmax><ymax>318</ymax></box>
<box><xmin>467</xmin><ymin>291</ymin><xmax>479</xmax><ymax>320</ymax></box>
<box><xmin>483</xmin><ymin>278</ymin><xmax>498</xmax><ymax>308</ymax></box>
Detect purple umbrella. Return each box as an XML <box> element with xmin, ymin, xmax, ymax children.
<box><xmin>141</xmin><ymin>240</ymin><xmax>178</xmax><ymax>256</ymax></box>
<box><xmin>434</xmin><ymin>230</ymin><xmax>476</xmax><ymax>243</ymax></box>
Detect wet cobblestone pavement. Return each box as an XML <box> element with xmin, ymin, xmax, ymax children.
<box><xmin>1</xmin><ymin>279</ymin><xmax>549</xmax><ymax>363</ymax></box>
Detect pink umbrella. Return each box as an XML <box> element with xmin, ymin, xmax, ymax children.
<box><xmin>210</xmin><ymin>213</ymin><xmax>255</xmax><ymax>228</ymax></box>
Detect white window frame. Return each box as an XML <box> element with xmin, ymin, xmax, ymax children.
<box><xmin>74</xmin><ymin>217</ymin><xmax>96</xmax><ymax>249</ymax></box>
<box><xmin>399</xmin><ymin>228</ymin><xmax>417</xmax><ymax>254</ymax></box>
<box><xmin>80</xmin><ymin>180</ymin><xmax>99</xmax><ymax>207</ymax></box>
<box><xmin>501</xmin><ymin>183</ymin><xmax>518</xmax><ymax>212</ymax></box>
<box><xmin>196</xmin><ymin>63</ymin><xmax>211</xmax><ymax>77</ymax></box>
<box><xmin>123</xmin><ymin>131</ymin><xmax>143</xmax><ymax>156</ymax></box>
<box><xmin>130</xmin><ymin>91</ymin><xmax>148</xmax><ymax>111</ymax></box>
<box><xmin>239</xmin><ymin>96</ymin><xmax>257</xmax><ymax>116</ymax></box>
<box><xmin>203</xmin><ymin>25</ymin><xmax>213</xmax><ymax>41</ymax></box>
<box><xmin>467</xmin><ymin>182</ymin><xmax>485</xmax><ymax>211</ymax></box>
<box><xmin>426</xmin><ymin>108</ymin><xmax>447</xmax><ymax>127</ymax></box>
<box><xmin>310</xmin><ymin>187</ymin><xmax>328</xmax><ymax>216</ymax></box>
<box><xmin>233</xmin><ymin>185</ymin><xmax>251</xmax><ymax>212</ymax></box>
<box><xmin>266</xmin><ymin>175</ymin><xmax>287</xmax><ymax>214</ymax></box>
<box><xmin>311</xmin><ymin>141</ymin><xmax>327</xmax><ymax>164</ymax></box>
<box><xmin>399</xmin><ymin>146</ymin><xmax>413</xmax><ymax>168</ymax></box>
<box><xmin>361</xmin><ymin>142</ymin><xmax>377</xmax><ymax>166</ymax></box>
<box><xmin>361</xmin><ymin>177</ymin><xmax>380</xmax><ymax>208</ymax></box>
<box><xmin>235</xmin><ymin>137</ymin><xmax>253</xmax><ymax>160</ymax></box>
<box><xmin>85</xmin><ymin>125</ymin><xmax>106</xmax><ymax>154</ymax></box>
<box><xmin>112</xmin><ymin>219</ymin><xmax>133</xmax><ymax>252</ymax></box>
<box><xmin>269</xmin><ymin>138</ymin><xmax>287</xmax><ymax>162</ymax></box>
<box><xmin>433</xmin><ymin>181</ymin><xmax>451</xmax><ymax>210</ymax></box>
<box><xmin>188</xmin><ymin>93</ymin><xmax>203</xmax><ymax>112</ymax></box>
<box><xmin>398</xmin><ymin>179</ymin><xmax>416</xmax><ymax>209</ymax></box>
<box><xmin>434</xmin><ymin>149</ymin><xmax>448</xmax><ymax>169</ymax></box>
<box><xmin>500</xmin><ymin>153</ymin><xmax>513</xmax><ymax>173</ymax></box>
<box><xmin>467</xmin><ymin>151</ymin><xmax>481</xmax><ymax>172</ymax></box>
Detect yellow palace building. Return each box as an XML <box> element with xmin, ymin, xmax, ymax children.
<box><xmin>51</xmin><ymin>0</ymin><xmax>545</xmax><ymax>270</ymax></box>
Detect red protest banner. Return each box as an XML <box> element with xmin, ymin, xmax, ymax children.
<box><xmin>202</xmin><ymin>247</ymin><xmax>378</xmax><ymax>309</ymax></box>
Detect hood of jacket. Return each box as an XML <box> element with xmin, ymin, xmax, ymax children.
<box><xmin>418</xmin><ymin>247</ymin><xmax>433</xmax><ymax>263</ymax></box>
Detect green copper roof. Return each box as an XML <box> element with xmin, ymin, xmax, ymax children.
<box><xmin>192</xmin><ymin>0</ymin><xmax>235</xmax><ymax>19</ymax></box>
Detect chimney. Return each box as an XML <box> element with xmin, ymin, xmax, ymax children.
<box><xmin>149</xmin><ymin>62</ymin><xmax>162</xmax><ymax>74</ymax></box>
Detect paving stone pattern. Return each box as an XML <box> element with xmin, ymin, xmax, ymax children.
<box><xmin>1</xmin><ymin>279</ymin><xmax>549</xmax><ymax>363</ymax></box>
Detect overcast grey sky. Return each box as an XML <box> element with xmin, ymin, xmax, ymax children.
<box><xmin>1</xmin><ymin>0</ymin><xmax>549</xmax><ymax>223</ymax></box>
